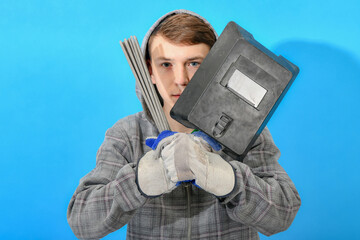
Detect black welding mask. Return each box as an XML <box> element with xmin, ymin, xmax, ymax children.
<box><xmin>170</xmin><ymin>21</ymin><xmax>299</xmax><ymax>161</ymax></box>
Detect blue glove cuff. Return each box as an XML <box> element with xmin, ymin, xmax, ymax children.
<box><xmin>146</xmin><ymin>130</ymin><xmax>177</xmax><ymax>150</ymax></box>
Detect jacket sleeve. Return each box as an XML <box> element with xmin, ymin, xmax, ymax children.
<box><xmin>67</xmin><ymin>128</ymin><xmax>147</xmax><ymax>239</ymax></box>
<box><xmin>221</xmin><ymin>127</ymin><xmax>301</xmax><ymax>236</ymax></box>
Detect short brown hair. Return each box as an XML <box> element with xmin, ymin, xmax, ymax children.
<box><xmin>146</xmin><ymin>13</ymin><xmax>216</xmax><ymax>60</ymax></box>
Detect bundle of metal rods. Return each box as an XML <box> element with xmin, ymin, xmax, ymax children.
<box><xmin>120</xmin><ymin>36</ymin><xmax>170</xmax><ymax>132</ymax></box>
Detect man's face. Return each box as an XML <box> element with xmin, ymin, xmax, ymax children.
<box><xmin>148</xmin><ymin>35</ymin><xmax>210</xmax><ymax>114</ymax></box>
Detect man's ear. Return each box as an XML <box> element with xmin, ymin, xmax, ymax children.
<box><xmin>147</xmin><ymin>60</ymin><xmax>156</xmax><ymax>84</ymax></box>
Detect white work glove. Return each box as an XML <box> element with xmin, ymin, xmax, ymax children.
<box><xmin>136</xmin><ymin>131</ymin><xmax>181</xmax><ymax>197</ymax></box>
<box><xmin>136</xmin><ymin>130</ymin><xmax>235</xmax><ymax>198</ymax></box>
<box><xmin>161</xmin><ymin>132</ymin><xmax>236</xmax><ymax>197</ymax></box>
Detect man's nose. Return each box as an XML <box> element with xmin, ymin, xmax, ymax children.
<box><xmin>174</xmin><ymin>65</ymin><xmax>190</xmax><ymax>86</ymax></box>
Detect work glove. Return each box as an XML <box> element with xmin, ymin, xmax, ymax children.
<box><xmin>136</xmin><ymin>130</ymin><xmax>235</xmax><ymax>198</ymax></box>
<box><xmin>163</xmin><ymin>132</ymin><xmax>236</xmax><ymax>197</ymax></box>
<box><xmin>136</xmin><ymin>131</ymin><xmax>180</xmax><ymax>197</ymax></box>
<box><xmin>144</xmin><ymin>130</ymin><xmax>224</xmax><ymax>187</ymax></box>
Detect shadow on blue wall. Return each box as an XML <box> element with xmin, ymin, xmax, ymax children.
<box><xmin>263</xmin><ymin>40</ymin><xmax>360</xmax><ymax>239</ymax></box>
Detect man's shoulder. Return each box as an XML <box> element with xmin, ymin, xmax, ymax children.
<box><xmin>106</xmin><ymin>111</ymin><xmax>157</xmax><ymax>138</ymax></box>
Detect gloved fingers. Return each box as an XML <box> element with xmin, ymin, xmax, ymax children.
<box><xmin>187</xmin><ymin>139</ymin><xmax>208</xmax><ymax>184</ymax></box>
<box><xmin>161</xmin><ymin>140</ymin><xmax>180</xmax><ymax>183</ymax></box>
<box><xmin>185</xmin><ymin>139</ymin><xmax>236</xmax><ymax>197</ymax></box>
<box><xmin>136</xmin><ymin>150</ymin><xmax>177</xmax><ymax>197</ymax></box>
<box><xmin>161</xmin><ymin>133</ymin><xmax>195</xmax><ymax>182</ymax></box>
<box><xmin>154</xmin><ymin>133</ymin><xmax>180</xmax><ymax>158</ymax></box>
<box><xmin>191</xmin><ymin>130</ymin><xmax>222</xmax><ymax>151</ymax></box>
<box><xmin>172</xmin><ymin>134</ymin><xmax>196</xmax><ymax>181</ymax></box>
<box><xmin>204</xmin><ymin>151</ymin><xmax>236</xmax><ymax>197</ymax></box>
<box><xmin>145</xmin><ymin>130</ymin><xmax>178</xmax><ymax>150</ymax></box>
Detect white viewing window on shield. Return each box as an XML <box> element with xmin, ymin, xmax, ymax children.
<box><xmin>227</xmin><ymin>69</ymin><xmax>267</xmax><ymax>108</ymax></box>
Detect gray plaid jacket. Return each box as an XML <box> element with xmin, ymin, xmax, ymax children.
<box><xmin>67</xmin><ymin>111</ymin><xmax>301</xmax><ymax>239</ymax></box>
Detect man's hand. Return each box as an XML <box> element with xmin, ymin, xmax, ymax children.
<box><xmin>136</xmin><ymin>131</ymin><xmax>179</xmax><ymax>197</ymax></box>
<box><xmin>136</xmin><ymin>131</ymin><xmax>235</xmax><ymax>198</ymax></box>
<box><xmin>163</xmin><ymin>133</ymin><xmax>236</xmax><ymax>197</ymax></box>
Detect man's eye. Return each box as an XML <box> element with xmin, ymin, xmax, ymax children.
<box><xmin>161</xmin><ymin>62</ymin><xmax>171</xmax><ymax>68</ymax></box>
<box><xmin>189</xmin><ymin>62</ymin><xmax>200</xmax><ymax>67</ymax></box>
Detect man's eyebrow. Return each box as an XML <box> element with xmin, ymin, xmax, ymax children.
<box><xmin>153</xmin><ymin>57</ymin><xmax>172</xmax><ymax>61</ymax></box>
<box><xmin>154</xmin><ymin>56</ymin><xmax>206</xmax><ymax>61</ymax></box>
<box><xmin>187</xmin><ymin>56</ymin><xmax>205</xmax><ymax>61</ymax></box>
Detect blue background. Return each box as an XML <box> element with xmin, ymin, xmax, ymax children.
<box><xmin>1</xmin><ymin>0</ymin><xmax>359</xmax><ymax>239</ymax></box>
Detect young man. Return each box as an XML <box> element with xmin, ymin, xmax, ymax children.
<box><xmin>67</xmin><ymin>9</ymin><xmax>301</xmax><ymax>239</ymax></box>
